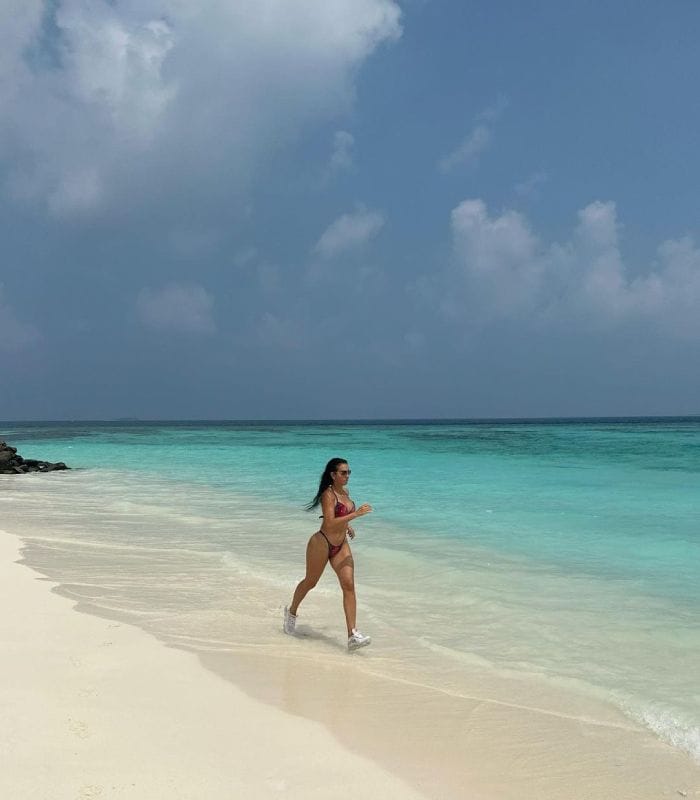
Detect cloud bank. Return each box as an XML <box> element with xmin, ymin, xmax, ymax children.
<box><xmin>0</xmin><ymin>0</ymin><xmax>402</xmax><ymax>218</ymax></box>
<box><xmin>446</xmin><ymin>199</ymin><xmax>700</xmax><ymax>338</ymax></box>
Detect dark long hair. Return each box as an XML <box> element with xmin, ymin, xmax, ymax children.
<box><xmin>306</xmin><ymin>457</ymin><xmax>347</xmax><ymax>510</ymax></box>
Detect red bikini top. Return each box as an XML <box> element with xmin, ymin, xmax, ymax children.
<box><xmin>334</xmin><ymin>500</ymin><xmax>354</xmax><ymax>518</ymax></box>
<box><xmin>319</xmin><ymin>491</ymin><xmax>355</xmax><ymax>519</ymax></box>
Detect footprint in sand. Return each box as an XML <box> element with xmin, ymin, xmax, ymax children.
<box><xmin>77</xmin><ymin>686</ymin><xmax>98</xmax><ymax>698</ymax></box>
<box><xmin>69</xmin><ymin>656</ymin><xmax>83</xmax><ymax>669</ymax></box>
<box><xmin>67</xmin><ymin>718</ymin><xmax>90</xmax><ymax>739</ymax></box>
<box><xmin>77</xmin><ymin>785</ymin><xmax>103</xmax><ymax>799</ymax></box>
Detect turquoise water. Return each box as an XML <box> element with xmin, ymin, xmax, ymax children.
<box><xmin>2</xmin><ymin>419</ymin><xmax>699</xmax><ymax>761</ymax></box>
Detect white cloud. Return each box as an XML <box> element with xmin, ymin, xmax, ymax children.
<box><xmin>449</xmin><ymin>199</ymin><xmax>541</xmax><ymax>315</ymax></box>
<box><xmin>647</xmin><ymin>237</ymin><xmax>700</xmax><ymax>338</ymax></box>
<box><xmin>438</xmin><ymin>125</ymin><xmax>490</xmax><ymax>173</ymax></box>
<box><xmin>2</xmin><ymin>1</ymin><xmax>176</xmax><ymax>216</ymax></box>
<box><xmin>447</xmin><ymin>198</ymin><xmax>700</xmax><ymax>338</ymax></box>
<box><xmin>136</xmin><ymin>283</ymin><xmax>215</xmax><ymax>334</ymax></box>
<box><xmin>0</xmin><ymin>285</ymin><xmax>41</xmax><ymax>352</ymax></box>
<box><xmin>314</xmin><ymin>207</ymin><xmax>385</xmax><ymax>258</ymax></box>
<box><xmin>55</xmin><ymin>6</ymin><xmax>176</xmax><ymax>143</ymax></box>
<box><xmin>0</xmin><ymin>1</ymin><xmax>402</xmax><ymax>217</ymax></box>
<box><xmin>438</xmin><ymin>97</ymin><xmax>508</xmax><ymax>173</ymax></box>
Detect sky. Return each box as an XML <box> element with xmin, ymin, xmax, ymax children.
<box><xmin>1</xmin><ymin>0</ymin><xmax>699</xmax><ymax>420</ymax></box>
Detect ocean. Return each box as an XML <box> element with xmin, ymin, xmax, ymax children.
<box><xmin>1</xmin><ymin>418</ymin><xmax>699</xmax><ymax>763</ymax></box>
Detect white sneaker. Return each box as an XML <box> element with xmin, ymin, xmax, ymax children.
<box><xmin>283</xmin><ymin>606</ymin><xmax>297</xmax><ymax>635</ymax></box>
<box><xmin>348</xmin><ymin>628</ymin><xmax>371</xmax><ymax>651</ymax></box>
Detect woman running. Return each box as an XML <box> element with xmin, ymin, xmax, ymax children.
<box><xmin>284</xmin><ymin>457</ymin><xmax>373</xmax><ymax>650</ymax></box>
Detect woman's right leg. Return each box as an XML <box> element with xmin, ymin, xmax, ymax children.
<box><xmin>289</xmin><ymin>533</ymin><xmax>328</xmax><ymax>615</ymax></box>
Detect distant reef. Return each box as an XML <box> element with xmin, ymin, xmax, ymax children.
<box><xmin>0</xmin><ymin>441</ymin><xmax>69</xmax><ymax>475</ymax></box>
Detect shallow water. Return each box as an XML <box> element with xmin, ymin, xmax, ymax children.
<box><xmin>2</xmin><ymin>418</ymin><xmax>699</xmax><ymax>761</ymax></box>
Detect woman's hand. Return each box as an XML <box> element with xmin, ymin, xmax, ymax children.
<box><xmin>356</xmin><ymin>503</ymin><xmax>372</xmax><ymax>517</ymax></box>
<box><xmin>347</xmin><ymin>526</ymin><xmax>355</xmax><ymax>540</ymax></box>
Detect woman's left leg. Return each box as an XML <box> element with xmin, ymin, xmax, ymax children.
<box><xmin>330</xmin><ymin>542</ymin><xmax>356</xmax><ymax>636</ymax></box>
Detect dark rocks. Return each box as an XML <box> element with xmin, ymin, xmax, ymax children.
<box><xmin>0</xmin><ymin>441</ymin><xmax>70</xmax><ymax>475</ymax></box>
<box><xmin>0</xmin><ymin>446</ymin><xmax>17</xmax><ymax>464</ymax></box>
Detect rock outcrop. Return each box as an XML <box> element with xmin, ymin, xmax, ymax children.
<box><xmin>0</xmin><ymin>441</ymin><xmax>69</xmax><ymax>474</ymax></box>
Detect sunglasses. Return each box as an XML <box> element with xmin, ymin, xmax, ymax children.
<box><xmin>336</xmin><ymin>469</ymin><xmax>351</xmax><ymax>476</ymax></box>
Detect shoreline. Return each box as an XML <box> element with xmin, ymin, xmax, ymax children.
<box><xmin>4</xmin><ymin>524</ymin><xmax>700</xmax><ymax>800</ymax></box>
<box><xmin>0</xmin><ymin>529</ymin><xmax>428</xmax><ymax>800</ymax></box>
<box><xmin>200</xmin><ymin>641</ymin><xmax>700</xmax><ymax>800</ymax></box>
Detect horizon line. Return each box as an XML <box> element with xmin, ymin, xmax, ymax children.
<box><xmin>2</xmin><ymin>414</ymin><xmax>699</xmax><ymax>425</ymax></box>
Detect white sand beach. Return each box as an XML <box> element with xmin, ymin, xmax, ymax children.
<box><xmin>0</xmin><ymin>531</ymin><xmax>427</xmax><ymax>800</ymax></box>
<box><xmin>3</xmin><ymin>523</ymin><xmax>700</xmax><ymax>800</ymax></box>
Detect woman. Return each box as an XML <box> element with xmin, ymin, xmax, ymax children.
<box><xmin>284</xmin><ymin>457</ymin><xmax>373</xmax><ymax>651</ymax></box>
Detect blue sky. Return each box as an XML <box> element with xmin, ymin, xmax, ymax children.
<box><xmin>1</xmin><ymin>0</ymin><xmax>699</xmax><ymax>420</ymax></box>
